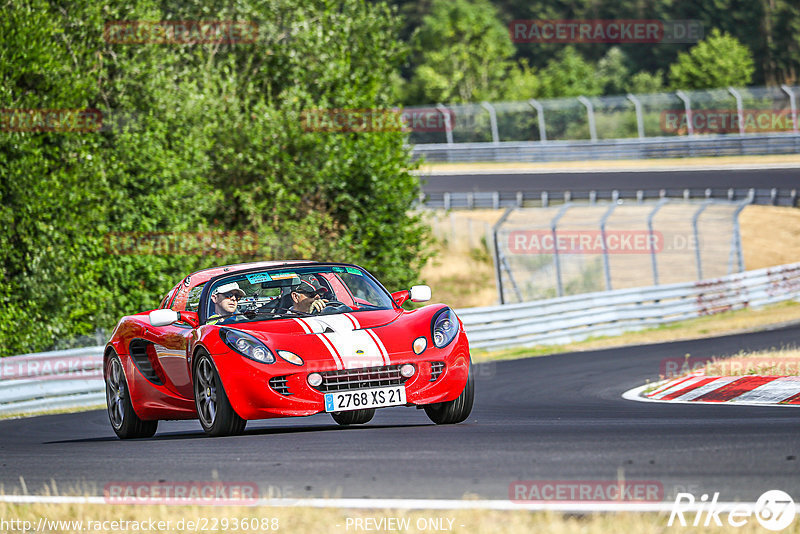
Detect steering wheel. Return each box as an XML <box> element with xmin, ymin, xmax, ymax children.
<box><xmin>320</xmin><ymin>300</ymin><xmax>352</xmax><ymax>314</ymax></box>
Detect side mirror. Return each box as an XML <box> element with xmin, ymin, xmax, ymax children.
<box><xmin>179</xmin><ymin>311</ymin><xmax>200</xmax><ymax>328</ymax></box>
<box><xmin>392</xmin><ymin>290</ymin><xmax>410</xmax><ymax>307</ymax></box>
<box><xmin>148</xmin><ymin>310</ymin><xmax>201</xmax><ymax>328</ymax></box>
<box><xmin>149</xmin><ymin>309</ymin><xmax>178</xmax><ymax>327</ymax></box>
<box><xmin>409</xmin><ymin>285</ymin><xmax>431</xmax><ymax>303</ymax></box>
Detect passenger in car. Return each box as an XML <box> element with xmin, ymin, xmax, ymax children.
<box><xmin>207</xmin><ymin>281</ymin><xmax>246</xmax><ymax>324</ymax></box>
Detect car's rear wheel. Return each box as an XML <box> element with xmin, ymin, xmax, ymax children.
<box><xmin>331</xmin><ymin>408</ymin><xmax>375</xmax><ymax>426</ymax></box>
<box><xmin>194</xmin><ymin>352</ymin><xmax>246</xmax><ymax>437</ymax></box>
<box><xmin>105</xmin><ymin>353</ymin><xmax>158</xmax><ymax>439</ymax></box>
<box><xmin>424</xmin><ymin>362</ymin><xmax>474</xmax><ymax>425</ymax></box>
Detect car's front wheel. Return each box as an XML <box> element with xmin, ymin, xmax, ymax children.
<box><xmin>194</xmin><ymin>352</ymin><xmax>246</xmax><ymax>437</ymax></box>
<box><xmin>331</xmin><ymin>408</ymin><xmax>375</xmax><ymax>426</ymax></box>
<box><xmin>424</xmin><ymin>362</ymin><xmax>474</xmax><ymax>425</ymax></box>
<box><xmin>105</xmin><ymin>353</ymin><xmax>158</xmax><ymax>439</ymax></box>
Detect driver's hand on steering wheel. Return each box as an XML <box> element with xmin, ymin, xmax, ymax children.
<box><xmin>309</xmin><ymin>298</ymin><xmax>328</xmax><ymax>314</ymax></box>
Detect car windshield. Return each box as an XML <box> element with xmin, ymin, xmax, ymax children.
<box><xmin>204</xmin><ymin>265</ymin><xmax>395</xmax><ymax>325</ymax></box>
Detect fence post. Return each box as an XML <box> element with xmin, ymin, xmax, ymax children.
<box><xmin>528</xmin><ymin>99</ymin><xmax>547</xmax><ymax>142</ymax></box>
<box><xmin>481</xmin><ymin>101</ymin><xmax>500</xmax><ymax>144</ymax></box>
<box><xmin>647</xmin><ymin>198</ymin><xmax>669</xmax><ymax>285</ymax></box>
<box><xmin>551</xmin><ymin>203</ymin><xmax>573</xmax><ymax>297</ymax></box>
<box><xmin>728</xmin><ymin>191</ymin><xmax>755</xmax><ymax>274</ymax></box>
<box><xmin>599</xmin><ymin>202</ymin><xmax>618</xmax><ymax>291</ymax></box>
<box><xmin>727</xmin><ymin>87</ymin><xmax>745</xmax><ymax>136</ymax></box>
<box><xmin>781</xmin><ymin>85</ymin><xmax>798</xmax><ymax>134</ymax></box>
<box><xmin>492</xmin><ymin>207</ymin><xmax>515</xmax><ymax>304</ymax></box>
<box><xmin>436</xmin><ymin>103</ymin><xmax>454</xmax><ymax>145</ymax></box>
<box><xmin>676</xmin><ymin>90</ymin><xmax>694</xmax><ymax>136</ymax></box>
<box><xmin>627</xmin><ymin>93</ymin><xmax>645</xmax><ymax>138</ymax></box>
<box><xmin>577</xmin><ymin>96</ymin><xmax>598</xmax><ymax>142</ymax></box>
<box><xmin>692</xmin><ymin>201</ymin><xmax>712</xmax><ymax>281</ymax></box>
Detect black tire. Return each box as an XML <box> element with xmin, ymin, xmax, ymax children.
<box><xmin>194</xmin><ymin>352</ymin><xmax>247</xmax><ymax>437</ymax></box>
<box><xmin>105</xmin><ymin>353</ymin><xmax>158</xmax><ymax>439</ymax></box>
<box><xmin>424</xmin><ymin>363</ymin><xmax>474</xmax><ymax>425</ymax></box>
<box><xmin>331</xmin><ymin>408</ymin><xmax>376</xmax><ymax>426</ymax></box>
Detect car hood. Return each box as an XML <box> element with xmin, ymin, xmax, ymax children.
<box><xmin>222</xmin><ymin>309</ymin><xmax>405</xmax><ymax>368</ymax></box>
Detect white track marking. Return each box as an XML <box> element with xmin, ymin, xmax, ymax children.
<box><xmin>3</xmin><ymin>494</ymin><xmax>795</xmax><ymax>513</ymax></box>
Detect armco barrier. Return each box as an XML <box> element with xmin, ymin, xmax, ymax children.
<box><xmin>458</xmin><ymin>262</ymin><xmax>800</xmax><ymax>349</ymax></box>
<box><xmin>411</xmin><ymin>133</ymin><xmax>800</xmax><ymax>163</ymax></box>
<box><xmin>2</xmin><ymin>261</ymin><xmax>800</xmax><ymax>415</ymax></box>
<box><xmin>0</xmin><ymin>346</ymin><xmax>104</xmax><ymax>416</ymax></box>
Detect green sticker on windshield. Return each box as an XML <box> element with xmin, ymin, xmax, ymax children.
<box><xmin>332</xmin><ymin>266</ymin><xmax>346</xmax><ymax>273</ymax></box>
<box><xmin>345</xmin><ymin>267</ymin><xmax>362</xmax><ymax>275</ymax></box>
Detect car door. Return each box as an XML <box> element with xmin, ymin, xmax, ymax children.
<box><xmin>147</xmin><ymin>282</ymin><xmax>205</xmax><ymax>398</ymax></box>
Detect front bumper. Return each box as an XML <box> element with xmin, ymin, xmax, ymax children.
<box><xmin>213</xmin><ymin>332</ymin><xmax>470</xmax><ymax>420</ymax></box>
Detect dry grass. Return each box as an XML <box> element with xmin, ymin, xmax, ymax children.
<box><xmin>1</xmin><ymin>501</ymin><xmax>793</xmax><ymax>534</ymax></box>
<box><xmin>472</xmin><ymin>300</ymin><xmax>800</xmax><ymax>363</ymax></box>
<box><xmin>684</xmin><ymin>347</ymin><xmax>800</xmax><ymax>377</ymax></box>
<box><xmin>740</xmin><ymin>205</ymin><xmax>800</xmax><ymax>270</ymax></box>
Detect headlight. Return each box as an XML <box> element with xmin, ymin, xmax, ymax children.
<box><xmin>431</xmin><ymin>308</ymin><xmax>458</xmax><ymax>348</ymax></box>
<box><xmin>220</xmin><ymin>328</ymin><xmax>275</xmax><ymax>364</ymax></box>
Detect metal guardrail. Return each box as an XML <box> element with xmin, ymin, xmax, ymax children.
<box><xmin>3</xmin><ymin>261</ymin><xmax>800</xmax><ymax>414</ymax></box>
<box><xmin>457</xmin><ymin>262</ymin><xmax>800</xmax><ymax>349</ymax></box>
<box><xmin>0</xmin><ymin>347</ymin><xmax>104</xmax><ymax>416</ymax></box>
<box><xmin>411</xmin><ymin>133</ymin><xmax>800</xmax><ymax>163</ymax></box>
<box><xmin>421</xmin><ymin>188</ymin><xmax>798</xmax><ymax>209</ymax></box>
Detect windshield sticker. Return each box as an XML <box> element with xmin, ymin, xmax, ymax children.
<box><xmin>345</xmin><ymin>267</ymin><xmax>362</xmax><ymax>275</ymax></box>
<box><xmin>245</xmin><ymin>272</ymin><xmax>272</xmax><ymax>284</ymax></box>
<box><xmin>332</xmin><ymin>266</ymin><xmax>346</xmax><ymax>273</ymax></box>
<box><xmin>270</xmin><ymin>272</ymin><xmax>298</xmax><ymax>280</ymax></box>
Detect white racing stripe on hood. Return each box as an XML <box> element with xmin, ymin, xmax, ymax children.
<box><xmin>299</xmin><ymin>315</ymin><xmax>387</xmax><ymax>369</ymax></box>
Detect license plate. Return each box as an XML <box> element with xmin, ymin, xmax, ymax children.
<box><xmin>324</xmin><ymin>386</ymin><xmax>406</xmax><ymax>413</ymax></box>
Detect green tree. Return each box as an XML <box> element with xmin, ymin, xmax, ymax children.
<box><xmin>538</xmin><ymin>47</ymin><xmax>603</xmax><ymax>98</ymax></box>
<box><xmin>668</xmin><ymin>28</ymin><xmax>755</xmax><ymax>89</ymax></box>
<box><xmin>0</xmin><ymin>0</ymin><xmax>430</xmax><ymax>356</ymax></box>
<box><xmin>405</xmin><ymin>0</ymin><xmax>515</xmax><ymax>103</ymax></box>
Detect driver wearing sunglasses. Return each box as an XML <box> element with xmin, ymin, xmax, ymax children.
<box><xmin>289</xmin><ymin>274</ymin><xmax>329</xmax><ymax>314</ymax></box>
<box><xmin>207</xmin><ymin>281</ymin><xmax>246</xmax><ymax>325</ymax></box>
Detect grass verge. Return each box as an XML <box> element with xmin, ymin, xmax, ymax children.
<box><xmin>0</xmin><ymin>501</ymin><xmax>789</xmax><ymax>534</ymax></box>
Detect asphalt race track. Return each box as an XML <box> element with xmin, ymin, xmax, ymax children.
<box><xmin>419</xmin><ymin>167</ymin><xmax>800</xmax><ymax>194</ymax></box>
<box><xmin>1</xmin><ymin>324</ymin><xmax>799</xmax><ymax>502</ymax></box>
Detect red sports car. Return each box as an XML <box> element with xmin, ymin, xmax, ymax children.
<box><xmin>104</xmin><ymin>261</ymin><xmax>473</xmax><ymax>438</ymax></box>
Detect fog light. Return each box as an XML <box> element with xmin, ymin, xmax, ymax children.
<box><xmin>400</xmin><ymin>364</ymin><xmax>416</xmax><ymax>378</ymax></box>
<box><xmin>412</xmin><ymin>337</ymin><xmax>427</xmax><ymax>355</ymax></box>
<box><xmin>307</xmin><ymin>373</ymin><xmax>323</xmax><ymax>387</ymax></box>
